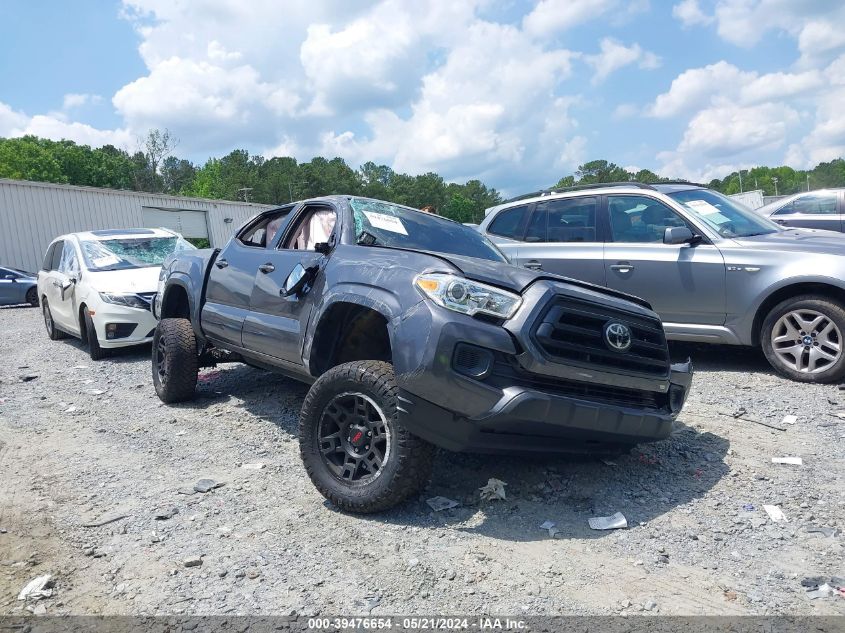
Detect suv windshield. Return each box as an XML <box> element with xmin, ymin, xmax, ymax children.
<box><xmin>80</xmin><ymin>236</ymin><xmax>196</xmax><ymax>272</ymax></box>
<box><xmin>350</xmin><ymin>198</ymin><xmax>507</xmax><ymax>263</ymax></box>
<box><xmin>667</xmin><ymin>188</ymin><xmax>781</xmax><ymax>238</ymax></box>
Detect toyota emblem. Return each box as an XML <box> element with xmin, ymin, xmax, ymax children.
<box><xmin>604</xmin><ymin>322</ymin><xmax>632</xmax><ymax>352</ymax></box>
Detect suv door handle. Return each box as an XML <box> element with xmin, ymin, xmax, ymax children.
<box><xmin>258</xmin><ymin>263</ymin><xmax>275</xmax><ymax>274</ymax></box>
<box><xmin>610</xmin><ymin>263</ymin><xmax>634</xmax><ymax>273</ymax></box>
<box><xmin>523</xmin><ymin>260</ymin><xmax>542</xmax><ymax>270</ymax></box>
<box><xmin>215</xmin><ymin>259</ymin><xmax>229</xmax><ymax>269</ymax></box>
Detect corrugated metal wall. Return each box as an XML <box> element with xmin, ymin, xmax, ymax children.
<box><xmin>0</xmin><ymin>179</ymin><xmax>273</xmax><ymax>272</ymax></box>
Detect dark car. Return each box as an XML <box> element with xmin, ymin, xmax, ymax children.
<box><xmin>757</xmin><ymin>188</ymin><xmax>845</xmax><ymax>232</ymax></box>
<box><xmin>0</xmin><ymin>266</ymin><xmax>38</xmax><ymax>306</ymax></box>
<box><xmin>151</xmin><ymin>196</ymin><xmax>692</xmax><ymax>512</ymax></box>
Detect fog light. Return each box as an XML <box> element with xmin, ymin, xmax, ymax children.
<box><xmin>452</xmin><ymin>343</ymin><xmax>494</xmax><ymax>379</ymax></box>
<box><xmin>105</xmin><ymin>323</ymin><xmax>138</xmax><ymax>340</ymax></box>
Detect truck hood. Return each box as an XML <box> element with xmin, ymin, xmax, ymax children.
<box><xmin>86</xmin><ymin>266</ymin><xmax>161</xmax><ymax>293</ymax></box>
<box><xmin>735</xmin><ymin>228</ymin><xmax>845</xmax><ymax>255</ymax></box>
<box><xmin>432</xmin><ymin>253</ymin><xmax>652</xmax><ymax>309</ymax></box>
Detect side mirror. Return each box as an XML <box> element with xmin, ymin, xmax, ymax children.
<box><xmin>60</xmin><ymin>278</ymin><xmax>75</xmax><ymax>300</ymax></box>
<box><xmin>664</xmin><ymin>226</ymin><xmax>695</xmax><ymax>245</ymax></box>
<box><xmin>282</xmin><ymin>263</ymin><xmax>314</xmax><ymax>297</ymax></box>
<box><xmin>314</xmin><ymin>242</ymin><xmax>331</xmax><ymax>255</ymax></box>
<box><xmin>4</xmin><ymin>274</ymin><xmax>15</xmax><ymax>281</ymax></box>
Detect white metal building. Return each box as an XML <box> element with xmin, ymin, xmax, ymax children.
<box><xmin>0</xmin><ymin>178</ymin><xmax>274</xmax><ymax>272</ymax></box>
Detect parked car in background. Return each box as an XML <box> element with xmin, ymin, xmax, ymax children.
<box><xmin>152</xmin><ymin>196</ymin><xmax>692</xmax><ymax>512</ymax></box>
<box><xmin>757</xmin><ymin>188</ymin><xmax>845</xmax><ymax>232</ymax></box>
<box><xmin>480</xmin><ymin>181</ymin><xmax>845</xmax><ymax>383</ymax></box>
<box><xmin>0</xmin><ymin>266</ymin><xmax>38</xmax><ymax>306</ymax></box>
<box><xmin>37</xmin><ymin>228</ymin><xmax>195</xmax><ymax>360</ymax></box>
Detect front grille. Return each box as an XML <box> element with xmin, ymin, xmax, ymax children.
<box><xmin>486</xmin><ymin>358</ymin><xmax>669</xmax><ymax>411</ymax></box>
<box><xmin>532</xmin><ymin>297</ymin><xmax>670</xmax><ymax>378</ymax></box>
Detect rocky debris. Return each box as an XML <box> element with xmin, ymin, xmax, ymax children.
<box><xmin>18</xmin><ymin>574</ymin><xmax>53</xmax><ymax>601</ymax></box>
<box><xmin>478</xmin><ymin>478</ymin><xmax>507</xmax><ymax>501</ymax></box>
<box><xmin>426</xmin><ymin>496</ymin><xmax>460</xmax><ymax>512</ymax></box>
<box><xmin>193</xmin><ymin>479</ymin><xmax>224</xmax><ymax>493</ymax></box>
<box><xmin>183</xmin><ymin>556</ymin><xmax>203</xmax><ymax>568</ymax></box>
<box><xmin>80</xmin><ymin>512</ymin><xmax>128</xmax><ymax>528</ymax></box>
<box><xmin>18</xmin><ymin>373</ymin><xmax>38</xmax><ymax>382</ymax></box>
<box><xmin>588</xmin><ymin>512</ymin><xmax>628</xmax><ymax>530</ymax></box>
<box><xmin>154</xmin><ymin>506</ymin><xmax>179</xmax><ymax>520</ymax></box>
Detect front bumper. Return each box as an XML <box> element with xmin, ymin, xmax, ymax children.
<box><xmin>91</xmin><ymin>304</ymin><xmax>158</xmax><ymax>348</ymax></box>
<box><xmin>393</xmin><ymin>281</ymin><xmax>693</xmax><ymax>454</ymax></box>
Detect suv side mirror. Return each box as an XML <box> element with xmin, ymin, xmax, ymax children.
<box><xmin>282</xmin><ymin>263</ymin><xmax>315</xmax><ymax>297</ymax></box>
<box><xmin>664</xmin><ymin>226</ymin><xmax>695</xmax><ymax>245</ymax></box>
<box><xmin>4</xmin><ymin>274</ymin><xmax>15</xmax><ymax>281</ymax></box>
<box><xmin>314</xmin><ymin>242</ymin><xmax>331</xmax><ymax>255</ymax></box>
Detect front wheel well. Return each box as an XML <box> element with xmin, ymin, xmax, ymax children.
<box><xmin>161</xmin><ymin>285</ymin><xmax>191</xmax><ymax>320</ymax></box>
<box><xmin>309</xmin><ymin>303</ymin><xmax>392</xmax><ymax>377</ymax></box>
<box><xmin>752</xmin><ymin>283</ymin><xmax>845</xmax><ymax>345</ymax></box>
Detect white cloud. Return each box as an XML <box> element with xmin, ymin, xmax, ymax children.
<box><xmin>522</xmin><ymin>0</ymin><xmax>615</xmax><ymax>37</ymax></box>
<box><xmin>62</xmin><ymin>93</ymin><xmax>103</xmax><ymax>109</ymax></box>
<box><xmin>648</xmin><ymin>61</ymin><xmax>753</xmax><ymax>118</ymax></box>
<box><xmin>0</xmin><ymin>100</ymin><xmax>131</xmax><ymax>148</ymax></box>
<box><xmin>672</xmin><ymin>0</ymin><xmax>713</xmax><ymax>27</ymax></box>
<box><xmin>0</xmin><ymin>102</ymin><xmax>28</xmax><ymax>136</ymax></box>
<box><xmin>586</xmin><ymin>38</ymin><xmax>660</xmax><ymax>84</ymax></box>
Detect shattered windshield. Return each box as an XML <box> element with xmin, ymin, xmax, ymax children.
<box><xmin>668</xmin><ymin>188</ymin><xmax>780</xmax><ymax>238</ymax></box>
<box><xmin>350</xmin><ymin>198</ymin><xmax>507</xmax><ymax>263</ymax></box>
<box><xmin>80</xmin><ymin>236</ymin><xmax>196</xmax><ymax>272</ymax></box>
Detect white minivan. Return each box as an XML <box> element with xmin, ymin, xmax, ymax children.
<box><xmin>37</xmin><ymin>228</ymin><xmax>195</xmax><ymax>360</ymax></box>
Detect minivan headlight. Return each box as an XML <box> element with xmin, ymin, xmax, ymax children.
<box><xmin>99</xmin><ymin>292</ymin><xmax>149</xmax><ymax>310</ymax></box>
<box><xmin>415</xmin><ymin>273</ymin><xmax>521</xmax><ymax>319</ymax></box>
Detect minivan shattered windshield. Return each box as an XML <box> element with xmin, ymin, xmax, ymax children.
<box><xmin>81</xmin><ymin>236</ymin><xmax>196</xmax><ymax>272</ymax></box>
<box><xmin>350</xmin><ymin>198</ymin><xmax>507</xmax><ymax>263</ymax></box>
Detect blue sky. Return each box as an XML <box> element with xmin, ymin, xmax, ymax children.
<box><xmin>1</xmin><ymin>0</ymin><xmax>844</xmax><ymax>195</ymax></box>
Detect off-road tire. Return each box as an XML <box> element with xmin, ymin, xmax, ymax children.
<box><xmin>761</xmin><ymin>294</ymin><xmax>845</xmax><ymax>383</ymax></box>
<box><xmin>42</xmin><ymin>299</ymin><xmax>66</xmax><ymax>340</ymax></box>
<box><xmin>83</xmin><ymin>309</ymin><xmax>107</xmax><ymax>361</ymax></box>
<box><xmin>299</xmin><ymin>360</ymin><xmax>436</xmax><ymax>513</ymax></box>
<box><xmin>152</xmin><ymin>318</ymin><xmax>198</xmax><ymax>403</ymax></box>
<box><xmin>26</xmin><ymin>287</ymin><xmax>38</xmax><ymax>307</ymax></box>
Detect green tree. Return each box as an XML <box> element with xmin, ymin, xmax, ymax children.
<box><xmin>0</xmin><ymin>137</ymin><xmax>66</xmax><ymax>182</ymax></box>
<box><xmin>575</xmin><ymin>159</ymin><xmax>631</xmax><ymax>183</ymax></box>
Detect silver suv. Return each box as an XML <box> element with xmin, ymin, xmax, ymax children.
<box><xmin>479</xmin><ymin>182</ymin><xmax>845</xmax><ymax>383</ymax></box>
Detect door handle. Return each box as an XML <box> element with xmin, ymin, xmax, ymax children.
<box><xmin>775</xmin><ymin>219</ymin><xmax>787</xmax><ymax>225</ymax></box>
<box><xmin>258</xmin><ymin>263</ymin><xmax>275</xmax><ymax>274</ymax></box>
<box><xmin>215</xmin><ymin>259</ymin><xmax>229</xmax><ymax>269</ymax></box>
<box><xmin>610</xmin><ymin>263</ymin><xmax>634</xmax><ymax>273</ymax></box>
<box><xmin>523</xmin><ymin>260</ymin><xmax>543</xmax><ymax>270</ymax></box>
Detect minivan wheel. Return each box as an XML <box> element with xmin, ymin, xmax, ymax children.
<box><xmin>152</xmin><ymin>318</ymin><xmax>198</xmax><ymax>403</ymax></box>
<box><xmin>761</xmin><ymin>295</ymin><xmax>845</xmax><ymax>383</ymax></box>
<box><xmin>42</xmin><ymin>300</ymin><xmax>66</xmax><ymax>340</ymax></box>
<box><xmin>83</xmin><ymin>309</ymin><xmax>107</xmax><ymax>361</ymax></box>
<box><xmin>298</xmin><ymin>360</ymin><xmax>436</xmax><ymax>513</ymax></box>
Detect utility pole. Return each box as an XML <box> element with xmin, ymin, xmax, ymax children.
<box><xmin>807</xmin><ymin>173</ymin><xmax>810</xmax><ymax>192</ymax></box>
<box><xmin>237</xmin><ymin>187</ymin><xmax>253</xmax><ymax>203</ymax></box>
<box><xmin>738</xmin><ymin>170</ymin><xmax>743</xmax><ymax>193</ymax></box>
<box><xmin>772</xmin><ymin>177</ymin><xmax>778</xmax><ymax>196</ymax></box>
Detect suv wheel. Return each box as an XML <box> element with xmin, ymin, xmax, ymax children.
<box><xmin>762</xmin><ymin>295</ymin><xmax>845</xmax><ymax>383</ymax></box>
<box><xmin>83</xmin><ymin>309</ymin><xmax>107</xmax><ymax>361</ymax></box>
<box><xmin>152</xmin><ymin>318</ymin><xmax>198</xmax><ymax>403</ymax></box>
<box><xmin>299</xmin><ymin>360</ymin><xmax>435</xmax><ymax>513</ymax></box>
<box><xmin>42</xmin><ymin>300</ymin><xmax>66</xmax><ymax>340</ymax></box>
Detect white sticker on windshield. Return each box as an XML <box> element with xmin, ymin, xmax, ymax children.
<box><xmin>92</xmin><ymin>255</ymin><xmax>121</xmax><ymax>267</ymax></box>
<box><xmin>685</xmin><ymin>199</ymin><xmax>721</xmax><ymax>215</ymax></box>
<box><xmin>363</xmin><ymin>211</ymin><xmax>408</xmax><ymax>235</ymax></box>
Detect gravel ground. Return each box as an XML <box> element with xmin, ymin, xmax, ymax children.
<box><xmin>1</xmin><ymin>305</ymin><xmax>843</xmax><ymax>617</ymax></box>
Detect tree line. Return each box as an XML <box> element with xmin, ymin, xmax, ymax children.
<box><xmin>3</xmin><ymin>133</ymin><xmax>845</xmax><ymax>224</ymax></box>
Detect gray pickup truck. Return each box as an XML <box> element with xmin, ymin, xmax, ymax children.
<box><xmin>151</xmin><ymin>196</ymin><xmax>692</xmax><ymax>512</ymax></box>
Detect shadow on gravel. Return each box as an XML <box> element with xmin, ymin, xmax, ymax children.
<box><xmin>175</xmin><ymin>362</ymin><xmax>730</xmax><ymax>542</ymax></box>
<box><xmin>670</xmin><ymin>342</ymin><xmax>772</xmax><ymax>375</ymax></box>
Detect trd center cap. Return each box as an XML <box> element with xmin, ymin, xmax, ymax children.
<box><xmin>349</xmin><ymin>425</ymin><xmax>368</xmax><ymax>448</ymax></box>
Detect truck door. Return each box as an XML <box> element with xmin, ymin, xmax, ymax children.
<box><xmin>202</xmin><ymin>207</ymin><xmax>294</xmax><ymax>347</ymax></box>
<box><xmin>241</xmin><ymin>203</ymin><xmax>337</xmax><ymax>364</ymax></box>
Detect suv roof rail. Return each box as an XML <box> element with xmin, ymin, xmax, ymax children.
<box><xmin>652</xmin><ymin>180</ymin><xmax>709</xmax><ymax>188</ymax></box>
<box><xmin>504</xmin><ymin>181</ymin><xmax>656</xmax><ymax>203</ymax></box>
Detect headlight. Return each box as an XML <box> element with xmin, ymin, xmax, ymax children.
<box><xmin>414</xmin><ymin>273</ymin><xmax>521</xmax><ymax>319</ymax></box>
<box><xmin>99</xmin><ymin>292</ymin><xmax>149</xmax><ymax>310</ymax></box>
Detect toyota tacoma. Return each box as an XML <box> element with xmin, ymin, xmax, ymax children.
<box><xmin>151</xmin><ymin>196</ymin><xmax>693</xmax><ymax>512</ymax></box>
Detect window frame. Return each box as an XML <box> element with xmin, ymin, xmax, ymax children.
<box><xmin>49</xmin><ymin>240</ymin><xmax>65</xmax><ymax>271</ymax></box>
<box><xmin>604</xmin><ymin>194</ymin><xmax>699</xmax><ymax>245</ymax></box>
<box><xmin>236</xmin><ymin>205</ymin><xmax>296</xmax><ymax>249</ymax></box>
<box><xmin>774</xmin><ymin>192</ymin><xmax>840</xmax><ymax>216</ymax></box>
<box><xmin>487</xmin><ymin>204</ymin><xmax>531</xmax><ymax>240</ymax></box>
<box><xmin>535</xmin><ymin>196</ymin><xmax>599</xmax><ymax>244</ymax></box>
<box><xmin>278</xmin><ymin>202</ymin><xmax>339</xmax><ymax>251</ymax></box>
